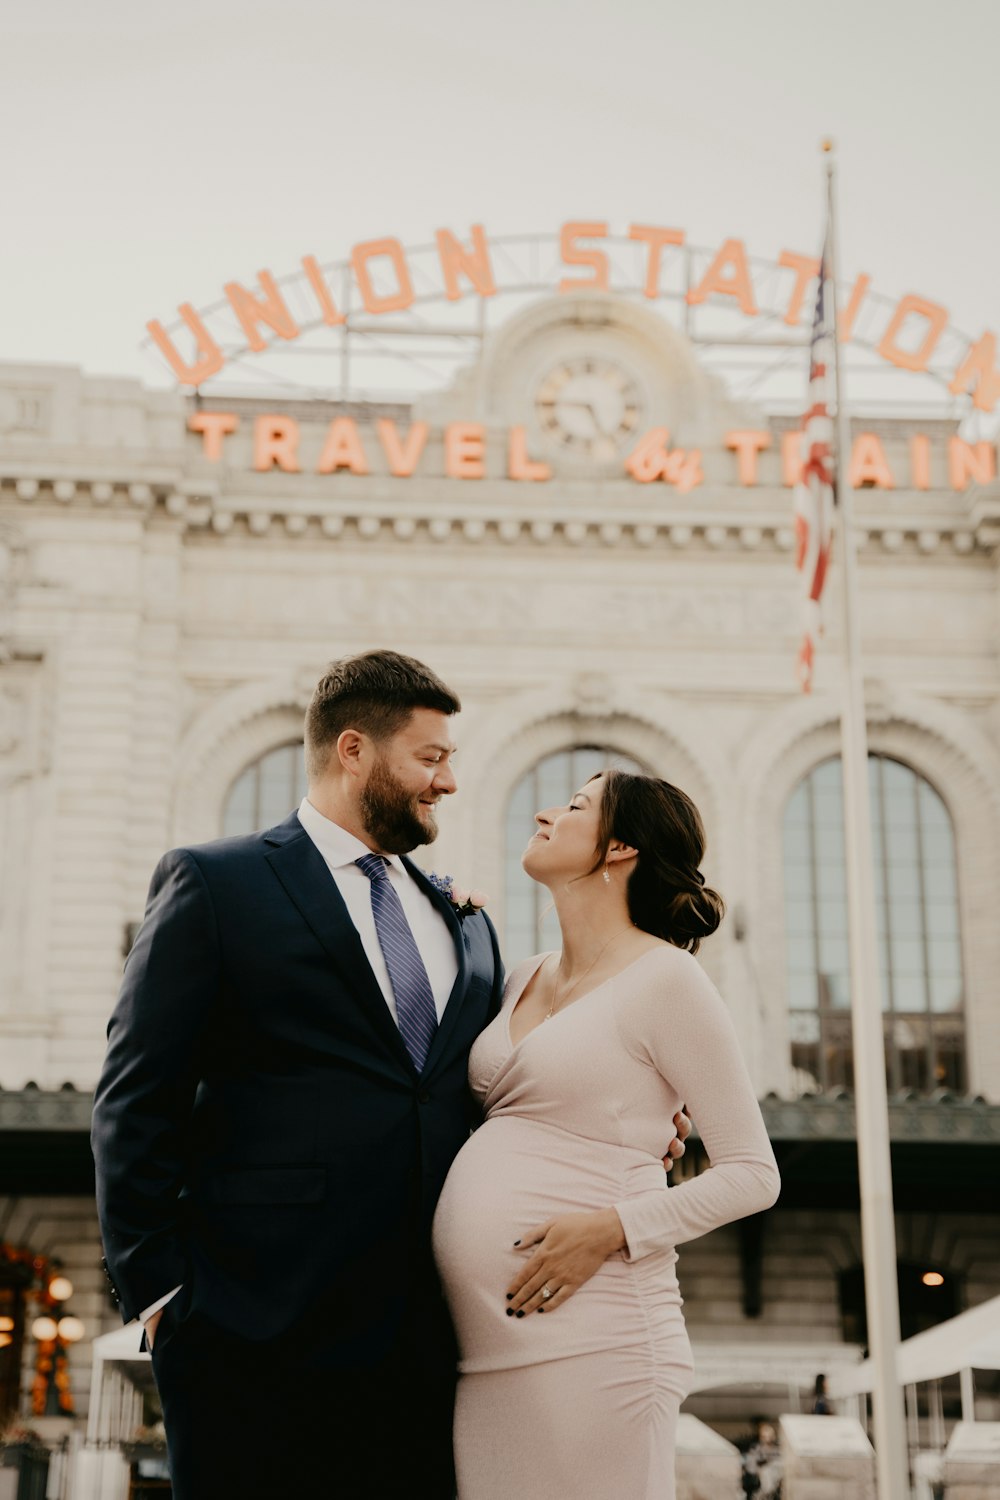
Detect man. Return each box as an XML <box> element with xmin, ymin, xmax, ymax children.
<box><xmin>92</xmin><ymin>650</ymin><xmax>686</xmax><ymax>1498</ymax></box>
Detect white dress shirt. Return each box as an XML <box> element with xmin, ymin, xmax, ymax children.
<box><xmin>141</xmin><ymin>799</ymin><xmax>459</xmax><ymax>1327</ymax></box>
<box><xmin>295</xmin><ymin>796</ymin><xmax>458</xmax><ymax>1021</ymax></box>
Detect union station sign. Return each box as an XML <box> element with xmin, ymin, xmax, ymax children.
<box><xmin>151</xmin><ymin>221</ymin><xmax>999</xmax><ymax>492</ymax></box>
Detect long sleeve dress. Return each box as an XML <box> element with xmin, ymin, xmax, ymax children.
<box><xmin>432</xmin><ymin>944</ymin><xmax>780</xmax><ymax>1500</ymax></box>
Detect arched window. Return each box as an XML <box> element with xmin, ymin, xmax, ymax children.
<box><xmin>223</xmin><ymin>742</ymin><xmax>307</xmax><ymax>836</ymax></box>
<box><xmin>839</xmin><ymin>1261</ymin><xmax>961</xmax><ymax>1345</ymax></box>
<box><xmin>505</xmin><ymin>746</ymin><xmax>646</xmax><ymax>966</ymax></box>
<box><xmin>784</xmin><ymin>755</ymin><xmax>965</xmax><ymax>1095</ymax></box>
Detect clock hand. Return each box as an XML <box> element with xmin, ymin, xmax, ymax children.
<box><xmin>558</xmin><ymin>400</ymin><xmax>604</xmax><ymax>433</ymax></box>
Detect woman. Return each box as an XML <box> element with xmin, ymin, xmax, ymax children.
<box><xmin>433</xmin><ymin>770</ymin><xmax>780</xmax><ymax>1499</ymax></box>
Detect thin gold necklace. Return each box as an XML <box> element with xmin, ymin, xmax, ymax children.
<box><xmin>544</xmin><ymin>928</ymin><xmax>634</xmax><ymax>1021</ymax></box>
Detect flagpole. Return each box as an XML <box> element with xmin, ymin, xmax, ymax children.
<box><xmin>823</xmin><ymin>138</ymin><xmax>909</xmax><ymax>1498</ymax></box>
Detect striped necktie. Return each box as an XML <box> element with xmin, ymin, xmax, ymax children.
<box><xmin>355</xmin><ymin>854</ymin><xmax>438</xmax><ymax>1071</ymax></box>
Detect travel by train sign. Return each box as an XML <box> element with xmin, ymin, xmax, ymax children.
<box><xmin>149</xmin><ymin>221</ymin><xmax>1000</xmax><ymax>414</ymax></box>
<box><xmin>186</xmin><ymin>410</ymin><xmax>996</xmax><ymax>493</ymax></box>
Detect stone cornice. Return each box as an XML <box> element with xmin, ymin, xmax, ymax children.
<box><xmin>760</xmin><ymin>1093</ymin><xmax>1000</xmax><ymax>1144</ymax></box>
<box><xmin>3</xmin><ymin>1087</ymin><xmax>999</xmax><ymax>1140</ymax></box>
<box><xmin>2</xmin><ymin>474</ymin><xmax>994</xmax><ymax>555</ymax></box>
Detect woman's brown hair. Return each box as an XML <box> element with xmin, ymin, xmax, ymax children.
<box><xmin>589</xmin><ymin>770</ymin><xmax>724</xmax><ymax>954</ymax></box>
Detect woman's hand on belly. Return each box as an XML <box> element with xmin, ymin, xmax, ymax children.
<box><xmin>505</xmin><ymin>1208</ymin><xmax>628</xmax><ymax>1318</ymax></box>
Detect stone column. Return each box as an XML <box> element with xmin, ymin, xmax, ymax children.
<box><xmin>943</xmin><ymin>1421</ymin><xmax>1000</xmax><ymax>1498</ymax></box>
<box><xmin>779</xmin><ymin>1413</ymin><xmax>876</xmax><ymax>1499</ymax></box>
<box><xmin>675</xmin><ymin>1412</ymin><xmax>742</xmax><ymax>1500</ymax></box>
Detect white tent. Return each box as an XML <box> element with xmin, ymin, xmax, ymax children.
<box><xmin>828</xmin><ymin>1294</ymin><xmax>1000</xmax><ymax>1418</ymax></box>
<box><xmin>86</xmin><ymin>1323</ymin><xmax>153</xmax><ymax>1446</ymax></box>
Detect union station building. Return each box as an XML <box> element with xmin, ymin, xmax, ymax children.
<box><xmin>1</xmin><ymin>225</ymin><xmax>999</xmax><ymax>1468</ymax></box>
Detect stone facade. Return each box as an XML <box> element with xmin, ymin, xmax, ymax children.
<box><xmin>1</xmin><ymin>293</ymin><xmax>999</xmax><ymax>1429</ymax></box>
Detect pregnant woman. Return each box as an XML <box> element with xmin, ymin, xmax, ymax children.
<box><xmin>433</xmin><ymin>770</ymin><xmax>780</xmax><ymax>1499</ymax></box>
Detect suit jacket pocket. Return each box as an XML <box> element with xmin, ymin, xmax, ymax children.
<box><xmin>200</xmin><ymin>1165</ymin><xmax>325</xmax><ymax>1205</ymax></box>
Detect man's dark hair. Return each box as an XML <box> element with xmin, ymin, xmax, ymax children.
<box><xmin>304</xmin><ymin>650</ymin><xmax>461</xmax><ymax>779</ymax></box>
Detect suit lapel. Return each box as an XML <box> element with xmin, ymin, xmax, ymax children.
<box><xmin>264</xmin><ymin>815</ymin><xmax>416</xmax><ymax>1075</ymax></box>
<box><xmin>402</xmin><ymin>857</ymin><xmax>472</xmax><ymax>1077</ymax></box>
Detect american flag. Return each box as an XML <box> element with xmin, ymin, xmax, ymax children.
<box><xmin>794</xmin><ymin>241</ymin><xmax>836</xmax><ymax>693</ymax></box>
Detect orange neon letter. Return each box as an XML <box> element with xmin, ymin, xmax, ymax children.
<box><xmin>849</xmin><ymin>434</ymin><xmax>894</xmax><ymax>489</ymax></box>
<box><xmin>444</xmin><ymin>423</ymin><xmax>486</xmax><ymax>479</ymax></box>
<box><xmin>224</xmin><ymin>271</ymin><xmax>299</xmax><ymax>353</ymax></box>
<box><xmin>627</xmin><ymin>225</ymin><xmax>685</xmax><ymax>298</ymax></box>
<box><xmin>778</xmin><ymin>252</ymin><xmax>821</xmax><ymax>327</ymax></box>
<box><xmin>838</xmin><ymin>273</ymin><xmax>871</xmax><ymax>344</ymax></box>
<box><xmin>146</xmin><ymin>304</ymin><xmax>224</xmax><ymax>387</ymax></box>
<box><xmin>558</xmin><ymin>221</ymin><xmax>610</xmax><ymax>293</ymax></box>
<box><xmin>253</xmin><ymin>415</ymin><xmax>300</xmax><ymax>472</ymax></box>
<box><xmin>781</xmin><ymin>430</ymin><xmax>804</xmax><ymax>487</ymax></box>
<box><xmin>435</xmin><ymin>225</ymin><xmax>496</xmax><ymax>302</ymax></box>
<box><xmin>376</xmin><ymin>419</ymin><xmax>428</xmax><ymax>477</ymax></box>
<box><xmin>351</xmin><ymin>238</ymin><xmax>415</xmax><ymax>315</ymax></box>
<box><xmin>948</xmin><ymin>437</ymin><xmax>996</xmax><ymax>490</ymax></box>
<box><xmin>317</xmin><ymin>418</ymin><xmax>369</xmax><ymax>475</ymax></box>
<box><xmin>189</xmin><ymin>411</ymin><xmax>238</xmax><ymax>462</ymax></box>
<box><xmin>948</xmin><ymin>332</ymin><xmax>1000</xmax><ymax>413</ymax></box>
<box><xmin>508</xmin><ymin>426</ymin><xmax>551</xmax><ymax>482</ymax></box>
<box><xmin>686</xmin><ymin>238</ymin><xmax>757</xmax><ymax>316</ymax></box>
<box><xmin>877</xmin><ymin>295</ymin><xmax>949</xmax><ymax>372</ymax></box>
<box><xmin>725</xmin><ymin>430</ymin><xmax>771</xmax><ymax>485</ymax></box>
<box><xmin>301</xmin><ymin>255</ymin><xmax>345</xmax><ymax>325</ymax></box>
<box><xmin>910</xmin><ymin>434</ymin><xmax>931</xmax><ymax>490</ymax></box>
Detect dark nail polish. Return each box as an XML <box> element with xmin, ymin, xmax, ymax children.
<box><xmin>513</xmin><ymin>1240</ymin><xmax>521</xmax><ymax>1247</ymax></box>
<box><xmin>516</xmin><ymin>1310</ymin><xmax>525</xmax><ymax>1318</ymax></box>
<box><xmin>506</xmin><ymin>1294</ymin><xmax>513</xmax><ymax>1300</ymax></box>
<box><xmin>537</xmin><ymin>1306</ymin><xmax>544</xmax><ymax>1313</ymax></box>
<box><xmin>506</xmin><ymin>1308</ymin><xmax>513</xmax><ymax>1317</ymax></box>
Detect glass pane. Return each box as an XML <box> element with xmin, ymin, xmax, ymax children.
<box><xmin>818</xmin><ymin>933</ymin><xmax>848</xmax><ymax>975</ymax></box>
<box><xmin>786</xmin><ymin>935</ymin><xmax>815</xmax><ymax>972</ymax></box>
<box><xmin>223</xmin><ymin>773</ymin><xmax>255</xmax><ymax>836</ymax></box>
<box><xmin>928</xmin><ymin>934</ymin><xmax>962</xmax><ymax>975</ymax></box>
<box><xmin>890</xmin><ymin>936</ymin><xmax>925</xmax><ymax>977</ymax></box>
<box><xmin>224</xmin><ymin>743</ymin><xmax>304</xmax><ymax>835</ymax></box>
<box><xmin>888</xmin><ymin>897</ymin><xmax>923</xmax><ymax>939</ymax></box>
<box><xmin>885</xmin><ymin>820</ymin><xmax>919</xmax><ymax>867</ymax></box>
<box><xmin>821</xmin><ymin>971</ymin><xmax>851</xmax><ymax>1010</ymax></box>
<box><xmin>920</xmin><ymin>824</ymin><xmax>955</xmax><ymax>867</ymax></box>
<box><xmin>929</xmin><ymin>972</ymin><xmax>963</xmax><ymax>1013</ymax></box>
<box><xmin>892</xmin><ymin>973</ymin><xmax>928</xmax><ymax>1013</ymax></box>
<box><xmin>788</xmin><ymin>975</ymin><xmax>819</xmax><ymax>1011</ymax></box>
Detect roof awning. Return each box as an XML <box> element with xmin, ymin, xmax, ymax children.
<box><xmin>828</xmin><ymin>1294</ymin><xmax>1000</xmax><ymax>1396</ymax></box>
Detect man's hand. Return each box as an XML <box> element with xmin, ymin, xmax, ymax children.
<box><xmin>663</xmin><ymin>1106</ymin><xmax>692</xmax><ymax>1172</ymax></box>
<box><xmin>506</xmin><ymin>1208</ymin><xmax>627</xmax><ymax>1316</ymax></box>
<box><xmin>143</xmin><ymin>1307</ymin><xmax>164</xmax><ymax>1351</ymax></box>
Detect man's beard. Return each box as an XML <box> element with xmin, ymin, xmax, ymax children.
<box><xmin>360</xmin><ymin>754</ymin><xmax>438</xmax><ymax>854</ymax></box>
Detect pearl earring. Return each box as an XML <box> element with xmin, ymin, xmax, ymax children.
<box><xmin>603</xmin><ymin>866</ymin><xmax>611</xmax><ymax>885</ymax></box>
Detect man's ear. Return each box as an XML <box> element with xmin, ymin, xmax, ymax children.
<box><xmin>336</xmin><ymin>729</ymin><xmax>367</xmax><ymax>778</ymax></box>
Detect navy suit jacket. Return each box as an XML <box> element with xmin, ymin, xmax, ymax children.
<box><xmin>91</xmin><ymin>811</ymin><xmax>504</xmax><ymax>1350</ymax></box>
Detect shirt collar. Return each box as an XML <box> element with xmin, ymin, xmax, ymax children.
<box><xmin>297</xmin><ymin>797</ymin><xmax>407</xmax><ymax>875</ymax></box>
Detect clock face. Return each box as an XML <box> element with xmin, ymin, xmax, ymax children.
<box><xmin>534</xmin><ymin>356</ymin><xmax>644</xmax><ymax>462</ymax></box>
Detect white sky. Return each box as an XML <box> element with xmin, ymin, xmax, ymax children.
<box><xmin>2</xmin><ymin>0</ymin><xmax>997</xmax><ymax>394</ymax></box>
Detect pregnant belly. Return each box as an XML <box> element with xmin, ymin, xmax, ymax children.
<box><xmin>432</xmin><ymin>1116</ymin><xmax>686</xmax><ymax>1373</ymax></box>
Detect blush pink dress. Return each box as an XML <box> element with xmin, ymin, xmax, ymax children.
<box><xmin>432</xmin><ymin>945</ymin><xmax>780</xmax><ymax>1500</ymax></box>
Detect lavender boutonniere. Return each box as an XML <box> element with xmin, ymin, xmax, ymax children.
<box><xmin>427</xmin><ymin>873</ymin><xmax>488</xmax><ymax>919</ymax></box>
